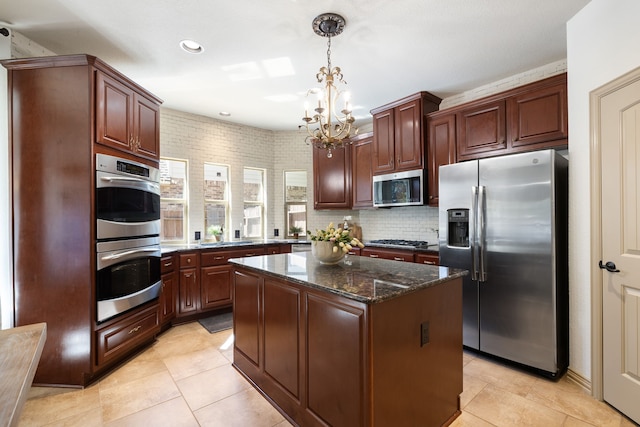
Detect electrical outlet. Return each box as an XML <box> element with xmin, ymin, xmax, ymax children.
<box><xmin>421</xmin><ymin>321</ymin><xmax>430</xmax><ymax>347</ymax></box>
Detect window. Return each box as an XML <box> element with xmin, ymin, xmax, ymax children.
<box><xmin>204</xmin><ymin>163</ymin><xmax>229</xmax><ymax>241</ymax></box>
<box><xmin>243</xmin><ymin>168</ymin><xmax>265</xmax><ymax>239</ymax></box>
<box><xmin>159</xmin><ymin>158</ymin><xmax>188</xmax><ymax>243</ymax></box>
<box><xmin>284</xmin><ymin>170</ymin><xmax>307</xmax><ymax>237</ymax></box>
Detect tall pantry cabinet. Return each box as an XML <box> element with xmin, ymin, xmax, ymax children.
<box><xmin>2</xmin><ymin>54</ymin><xmax>162</xmax><ymax>386</ymax></box>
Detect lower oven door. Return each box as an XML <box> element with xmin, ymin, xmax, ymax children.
<box><xmin>96</xmin><ymin>237</ymin><xmax>161</xmax><ymax>322</ymax></box>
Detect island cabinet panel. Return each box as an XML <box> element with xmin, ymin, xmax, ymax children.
<box><xmin>307</xmin><ymin>294</ymin><xmax>366</xmax><ymax>427</ymax></box>
<box><xmin>370</xmin><ymin>281</ymin><xmax>462</xmax><ymax>427</ymax></box>
<box><xmin>232</xmin><ymin>255</ymin><xmax>464</xmax><ymax>427</ymax></box>
<box><xmin>234</xmin><ymin>270</ymin><xmax>261</xmax><ymax>366</ymax></box>
<box><xmin>263</xmin><ymin>280</ymin><xmax>301</xmax><ymax>399</ymax></box>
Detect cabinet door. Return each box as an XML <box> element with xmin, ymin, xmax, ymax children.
<box><xmin>160</xmin><ymin>271</ymin><xmax>177</xmax><ymax>324</ymax></box>
<box><xmin>427</xmin><ymin>113</ymin><xmax>456</xmax><ymax>206</ymax></box>
<box><xmin>508</xmin><ymin>80</ymin><xmax>568</xmax><ymax>149</ymax></box>
<box><xmin>372</xmin><ymin>109</ymin><xmax>395</xmax><ymax>174</ymax></box>
<box><xmin>395</xmin><ymin>99</ymin><xmax>423</xmax><ymax>171</ymax></box>
<box><xmin>457</xmin><ymin>99</ymin><xmax>507</xmax><ymax>161</ymax></box>
<box><xmin>351</xmin><ymin>135</ymin><xmax>373</xmax><ymax>208</ymax></box>
<box><xmin>178</xmin><ymin>268</ymin><xmax>199</xmax><ymax>314</ymax></box>
<box><xmin>133</xmin><ymin>93</ymin><xmax>160</xmax><ymax>159</ymax></box>
<box><xmin>95</xmin><ymin>71</ymin><xmax>133</xmax><ymax>151</ymax></box>
<box><xmin>307</xmin><ymin>293</ymin><xmax>365</xmax><ymax>427</ymax></box>
<box><xmin>234</xmin><ymin>270</ymin><xmax>261</xmax><ymax>365</ymax></box>
<box><xmin>313</xmin><ymin>143</ymin><xmax>351</xmax><ymax>209</ymax></box>
<box><xmin>201</xmin><ymin>265</ymin><xmax>233</xmax><ymax>310</ymax></box>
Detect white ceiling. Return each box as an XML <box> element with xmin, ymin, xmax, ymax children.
<box><xmin>1</xmin><ymin>0</ymin><xmax>590</xmax><ymax>131</ymax></box>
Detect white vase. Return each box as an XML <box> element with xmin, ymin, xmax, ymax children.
<box><xmin>311</xmin><ymin>241</ymin><xmax>346</xmax><ymax>265</ymax></box>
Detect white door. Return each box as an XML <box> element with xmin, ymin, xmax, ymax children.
<box><xmin>599</xmin><ymin>69</ymin><xmax>640</xmax><ymax>424</ymax></box>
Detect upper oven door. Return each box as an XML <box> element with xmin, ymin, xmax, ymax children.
<box><xmin>96</xmin><ymin>170</ymin><xmax>161</xmax><ymax>240</ymax></box>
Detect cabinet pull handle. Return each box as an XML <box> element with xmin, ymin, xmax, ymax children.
<box><xmin>164</xmin><ymin>262</ymin><xmax>172</xmax><ymax>267</ymax></box>
<box><xmin>246</xmin><ymin>253</ymin><xmax>256</xmax><ymax>256</ymax></box>
<box><xmin>369</xmin><ymin>254</ymin><xmax>379</xmax><ymax>258</ymax></box>
<box><xmin>214</xmin><ymin>256</ymin><xmax>224</xmax><ymax>260</ymax></box>
<box><xmin>423</xmin><ymin>260</ymin><xmax>436</xmax><ymax>265</ymax></box>
<box><xmin>393</xmin><ymin>257</ymin><xmax>405</xmax><ymax>261</ymax></box>
<box><xmin>128</xmin><ymin>325</ymin><xmax>142</xmax><ymax>334</ymax></box>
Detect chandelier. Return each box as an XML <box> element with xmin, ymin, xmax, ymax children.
<box><xmin>301</xmin><ymin>13</ymin><xmax>358</xmax><ymax>158</ymax></box>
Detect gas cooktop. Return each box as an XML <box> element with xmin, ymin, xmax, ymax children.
<box><xmin>367</xmin><ymin>239</ymin><xmax>433</xmax><ymax>249</ymax></box>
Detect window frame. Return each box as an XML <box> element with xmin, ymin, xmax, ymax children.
<box><xmin>243</xmin><ymin>167</ymin><xmax>266</xmax><ymax>240</ymax></box>
<box><xmin>159</xmin><ymin>157</ymin><xmax>189</xmax><ymax>244</ymax></box>
<box><xmin>284</xmin><ymin>169</ymin><xmax>308</xmax><ymax>237</ymax></box>
<box><xmin>204</xmin><ymin>162</ymin><xmax>230</xmax><ymax>242</ymax></box>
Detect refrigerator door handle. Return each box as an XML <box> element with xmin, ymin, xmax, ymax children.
<box><xmin>471</xmin><ymin>186</ymin><xmax>479</xmax><ymax>281</ymax></box>
<box><xmin>478</xmin><ymin>185</ymin><xmax>487</xmax><ymax>282</ymax></box>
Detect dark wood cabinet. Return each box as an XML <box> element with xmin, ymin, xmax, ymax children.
<box><xmin>159</xmin><ymin>254</ymin><xmax>177</xmax><ymax>326</ymax></box>
<box><xmin>201</xmin><ymin>265</ymin><xmax>233</xmax><ymax>310</ymax></box>
<box><xmin>95</xmin><ymin>70</ymin><xmax>160</xmax><ymax>160</ymax></box>
<box><xmin>2</xmin><ymin>54</ymin><xmax>162</xmax><ymax>387</ymax></box>
<box><xmin>371</xmin><ymin>92</ymin><xmax>441</xmax><ymax>175</ymax></box>
<box><xmin>427</xmin><ymin>112</ymin><xmax>457</xmax><ymax>206</ymax></box>
<box><xmin>447</xmin><ymin>73</ymin><xmax>568</xmax><ymax>162</ymax></box>
<box><xmin>415</xmin><ymin>252</ymin><xmax>439</xmax><ymax>266</ymax></box>
<box><xmin>313</xmin><ymin>143</ymin><xmax>351</xmax><ymax>209</ymax></box>
<box><xmin>457</xmin><ymin>99</ymin><xmax>507</xmax><ymax>161</ymax></box>
<box><xmin>178</xmin><ymin>252</ymin><xmax>200</xmax><ymax>315</ymax></box>
<box><xmin>361</xmin><ymin>247</ymin><xmax>414</xmax><ymax>262</ymax></box>
<box><xmin>351</xmin><ymin>133</ymin><xmax>374</xmax><ymax>209</ymax></box>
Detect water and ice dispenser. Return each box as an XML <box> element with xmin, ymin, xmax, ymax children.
<box><xmin>447</xmin><ymin>209</ymin><xmax>469</xmax><ymax>247</ymax></box>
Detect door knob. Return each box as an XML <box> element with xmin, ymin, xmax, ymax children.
<box><xmin>599</xmin><ymin>260</ymin><xmax>620</xmax><ymax>273</ymax></box>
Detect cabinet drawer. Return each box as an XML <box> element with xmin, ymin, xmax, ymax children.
<box><xmin>415</xmin><ymin>253</ymin><xmax>439</xmax><ymax>266</ymax></box>
<box><xmin>161</xmin><ymin>254</ymin><xmax>175</xmax><ymax>273</ymax></box>
<box><xmin>179</xmin><ymin>253</ymin><xmax>199</xmax><ymax>268</ymax></box>
<box><xmin>201</xmin><ymin>247</ymin><xmax>267</xmax><ymax>266</ymax></box>
<box><xmin>96</xmin><ymin>304</ymin><xmax>159</xmax><ymax>366</ymax></box>
<box><xmin>361</xmin><ymin>248</ymin><xmax>414</xmax><ymax>262</ymax></box>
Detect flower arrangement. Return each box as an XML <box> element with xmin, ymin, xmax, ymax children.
<box><xmin>307</xmin><ymin>222</ymin><xmax>365</xmax><ymax>254</ymax></box>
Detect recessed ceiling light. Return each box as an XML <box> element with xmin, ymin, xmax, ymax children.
<box><xmin>219</xmin><ymin>112</ymin><xmax>231</xmax><ymax>117</ymax></box>
<box><xmin>179</xmin><ymin>39</ymin><xmax>204</xmax><ymax>54</ymax></box>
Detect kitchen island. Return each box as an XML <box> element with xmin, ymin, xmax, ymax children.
<box><xmin>229</xmin><ymin>252</ymin><xmax>466</xmax><ymax>427</ymax></box>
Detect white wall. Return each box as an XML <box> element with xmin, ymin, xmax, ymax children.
<box><xmin>567</xmin><ymin>0</ymin><xmax>640</xmax><ymax>381</ymax></box>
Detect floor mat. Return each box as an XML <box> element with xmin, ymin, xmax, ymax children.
<box><xmin>198</xmin><ymin>311</ymin><xmax>233</xmax><ymax>333</ymax></box>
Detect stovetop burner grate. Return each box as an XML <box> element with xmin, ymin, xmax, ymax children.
<box><xmin>368</xmin><ymin>239</ymin><xmax>430</xmax><ymax>249</ymax></box>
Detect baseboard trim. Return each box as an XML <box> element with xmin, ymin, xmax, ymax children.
<box><xmin>566</xmin><ymin>368</ymin><xmax>592</xmax><ymax>394</ymax></box>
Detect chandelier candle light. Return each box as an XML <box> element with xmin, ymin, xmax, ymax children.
<box><xmin>301</xmin><ymin>13</ymin><xmax>358</xmax><ymax>158</ymax></box>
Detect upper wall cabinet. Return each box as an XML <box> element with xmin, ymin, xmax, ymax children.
<box><xmin>370</xmin><ymin>92</ymin><xmax>441</xmax><ymax>175</ymax></box>
<box><xmin>313</xmin><ymin>143</ymin><xmax>352</xmax><ymax>209</ymax></box>
<box><xmin>426</xmin><ymin>111</ymin><xmax>456</xmax><ymax>207</ymax></box>
<box><xmin>453</xmin><ymin>73</ymin><xmax>568</xmax><ymax>162</ymax></box>
<box><xmin>96</xmin><ymin>71</ymin><xmax>161</xmax><ymax>161</ymax></box>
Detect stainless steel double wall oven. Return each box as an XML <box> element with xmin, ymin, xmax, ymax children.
<box><xmin>95</xmin><ymin>153</ymin><xmax>162</xmax><ymax>322</ymax></box>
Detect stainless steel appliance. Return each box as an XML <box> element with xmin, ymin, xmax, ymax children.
<box><xmin>438</xmin><ymin>149</ymin><xmax>568</xmax><ymax>377</ymax></box>
<box><xmin>95</xmin><ymin>154</ymin><xmax>162</xmax><ymax>322</ymax></box>
<box><xmin>96</xmin><ymin>236</ymin><xmax>162</xmax><ymax>322</ymax></box>
<box><xmin>96</xmin><ymin>153</ymin><xmax>161</xmax><ymax>240</ymax></box>
<box><xmin>373</xmin><ymin>169</ymin><xmax>424</xmax><ymax>207</ymax></box>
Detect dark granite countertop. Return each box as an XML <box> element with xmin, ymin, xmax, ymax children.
<box><xmin>229</xmin><ymin>252</ymin><xmax>466</xmax><ymax>304</ymax></box>
<box><xmin>161</xmin><ymin>239</ymin><xmax>305</xmax><ymax>254</ymax></box>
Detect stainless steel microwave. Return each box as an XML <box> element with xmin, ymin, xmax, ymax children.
<box><xmin>373</xmin><ymin>169</ymin><xmax>424</xmax><ymax>208</ymax></box>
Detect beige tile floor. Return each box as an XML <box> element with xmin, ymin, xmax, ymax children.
<box><xmin>18</xmin><ymin>321</ymin><xmax>637</xmax><ymax>427</ymax></box>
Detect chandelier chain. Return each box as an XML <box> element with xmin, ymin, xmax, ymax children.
<box><xmin>326</xmin><ymin>36</ymin><xmax>332</xmax><ymax>70</ymax></box>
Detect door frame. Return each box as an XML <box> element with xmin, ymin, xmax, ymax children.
<box><xmin>589</xmin><ymin>65</ymin><xmax>640</xmax><ymax>401</ymax></box>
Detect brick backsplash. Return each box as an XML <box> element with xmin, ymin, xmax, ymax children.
<box><xmin>160</xmin><ymin>61</ymin><xmax>564</xmax><ymax>243</ymax></box>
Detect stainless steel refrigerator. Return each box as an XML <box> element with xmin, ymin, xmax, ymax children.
<box><xmin>438</xmin><ymin>149</ymin><xmax>568</xmax><ymax>377</ymax></box>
